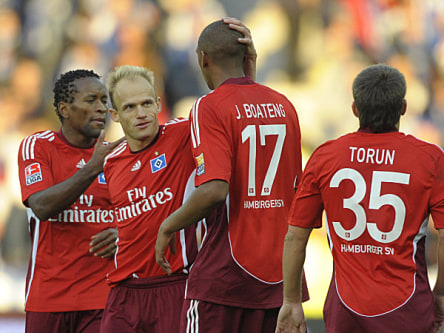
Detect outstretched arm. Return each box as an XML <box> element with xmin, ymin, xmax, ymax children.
<box><xmin>276</xmin><ymin>225</ymin><xmax>311</xmax><ymax>333</ymax></box>
<box><xmin>223</xmin><ymin>17</ymin><xmax>257</xmax><ymax>81</ymax></box>
<box><xmin>156</xmin><ymin>180</ymin><xmax>229</xmax><ymax>274</ymax></box>
<box><xmin>27</xmin><ymin>131</ymin><xmax>125</xmax><ymax>221</ymax></box>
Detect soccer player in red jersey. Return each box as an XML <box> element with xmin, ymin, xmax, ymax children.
<box><xmin>156</xmin><ymin>19</ymin><xmax>308</xmax><ymax>332</ymax></box>
<box><xmin>18</xmin><ymin>70</ymin><xmax>124</xmax><ymax>333</ymax></box>
<box><xmin>275</xmin><ymin>64</ymin><xmax>444</xmax><ymax>333</ymax></box>
<box><xmin>102</xmin><ymin>18</ymin><xmax>256</xmax><ymax>333</ymax></box>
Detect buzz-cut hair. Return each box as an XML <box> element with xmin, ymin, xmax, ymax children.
<box><xmin>53</xmin><ymin>69</ymin><xmax>100</xmax><ymax>122</ymax></box>
<box><xmin>106</xmin><ymin>65</ymin><xmax>156</xmax><ymax>110</ymax></box>
<box><xmin>197</xmin><ymin>19</ymin><xmax>246</xmax><ymax>67</ymax></box>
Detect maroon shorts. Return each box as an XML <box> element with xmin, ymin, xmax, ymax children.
<box><xmin>180</xmin><ymin>299</ymin><xmax>279</xmax><ymax>333</ymax></box>
<box><xmin>26</xmin><ymin>309</ymin><xmax>103</xmax><ymax>333</ymax></box>
<box><xmin>323</xmin><ymin>276</ymin><xmax>434</xmax><ymax>333</ymax></box>
<box><xmin>100</xmin><ymin>273</ymin><xmax>187</xmax><ymax>333</ymax></box>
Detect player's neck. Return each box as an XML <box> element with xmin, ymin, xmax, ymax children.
<box><xmin>61</xmin><ymin>127</ymin><xmax>95</xmax><ymax>148</ymax></box>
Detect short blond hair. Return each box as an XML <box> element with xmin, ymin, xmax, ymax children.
<box><xmin>106</xmin><ymin>65</ymin><xmax>156</xmax><ymax>109</ymax></box>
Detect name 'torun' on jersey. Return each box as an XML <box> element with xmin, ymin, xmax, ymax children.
<box><xmin>114</xmin><ymin>186</ymin><xmax>173</xmax><ymax>222</ymax></box>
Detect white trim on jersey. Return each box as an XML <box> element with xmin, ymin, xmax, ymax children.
<box><xmin>165</xmin><ymin>117</ymin><xmax>188</xmax><ymax>125</ymax></box>
<box><xmin>191</xmin><ymin>97</ymin><xmax>203</xmax><ymax>149</ymax></box>
<box><xmin>186</xmin><ymin>300</ymin><xmax>199</xmax><ymax>333</ymax></box>
<box><xmin>104</xmin><ymin>141</ymin><xmax>128</xmax><ymax>166</ymax></box>
<box><xmin>21</xmin><ymin>131</ymin><xmax>54</xmax><ymax>161</ymax></box>
<box><xmin>181</xmin><ymin>169</ymin><xmax>202</xmax><ymax>272</ymax></box>
<box><xmin>25</xmin><ymin>208</ymin><xmax>40</xmax><ymax>306</ymax></box>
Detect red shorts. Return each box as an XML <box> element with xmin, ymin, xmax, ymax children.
<box><xmin>180</xmin><ymin>299</ymin><xmax>279</xmax><ymax>333</ymax></box>
<box><xmin>26</xmin><ymin>309</ymin><xmax>103</xmax><ymax>333</ymax></box>
<box><xmin>100</xmin><ymin>273</ymin><xmax>187</xmax><ymax>333</ymax></box>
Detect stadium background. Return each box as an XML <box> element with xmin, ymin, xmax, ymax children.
<box><xmin>0</xmin><ymin>0</ymin><xmax>443</xmax><ymax>331</ymax></box>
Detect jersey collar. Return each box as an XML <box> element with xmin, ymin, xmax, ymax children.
<box><xmin>220</xmin><ymin>76</ymin><xmax>255</xmax><ymax>87</ymax></box>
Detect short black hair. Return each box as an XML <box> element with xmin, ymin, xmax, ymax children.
<box><xmin>197</xmin><ymin>20</ymin><xmax>246</xmax><ymax>68</ymax></box>
<box><xmin>352</xmin><ymin>64</ymin><xmax>406</xmax><ymax>133</ymax></box>
<box><xmin>53</xmin><ymin>69</ymin><xmax>100</xmax><ymax>122</ymax></box>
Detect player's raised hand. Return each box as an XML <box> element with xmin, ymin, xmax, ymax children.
<box><xmin>88</xmin><ymin>130</ymin><xmax>125</xmax><ymax>174</ymax></box>
<box><xmin>275</xmin><ymin>301</ymin><xmax>307</xmax><ymax>333</ymax></box>
<box><xmin>90</xmin><ymin>228</ymin><xmax>118</xmax><ymax>258</ymax></box>
<box><xmin>155</xmin><ymin>224</ymin><xmax>177</xmax><ymax>275</ymax></box>
<box><xmin>222</xmin><ymin>17</ymin><xmax>257</xmax><ymax>81</ymax></box>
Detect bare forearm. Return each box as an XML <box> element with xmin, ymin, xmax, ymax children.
<box><xmin>282</xmin><ymin>225</ymin><xmax>311</xmax><ymax>303</ymax></box>
<box><xmin>27</xmin><ymin>163</ymin><xmax>101</xmax><ymax>221</ymax></box>
<box><xmin>161</xmin><ymin>180</ymin><xmax>228</xmax><ymax>234</ymax></box>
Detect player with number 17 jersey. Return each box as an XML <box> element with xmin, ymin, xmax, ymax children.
<box><xmin>289</xmin><ymin>130</ymin><xmax>444</xmax><ymax>330</ymax></box>
<box><xmin>188</xmin><ymin>76</ymin><xmax>308</xmax><ymax>308</ymax></box>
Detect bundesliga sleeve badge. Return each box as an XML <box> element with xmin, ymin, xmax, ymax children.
<box><xmin>150</xmin><ymin>153</ymin><xmax>167</xmax><ymax>173</ymax></box>
<box><xmin>196</xmin><ymin>153</ymin><xmax>205</xmax><ymax>176</ymax></box>
<box><xmin>25</xmin><ymin>162</ymin><xmax>43</xmax><ymax>186</ymax></box>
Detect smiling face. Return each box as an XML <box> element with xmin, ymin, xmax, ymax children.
<box><xmin>59</xmin><ymin>77</ymin><xmax>108</xmax><ymax>147</ymax></box>
<box><xmin>110</xmin><ymin>76</ymin><xmax>161</xmax><ymax>151</ymax></box>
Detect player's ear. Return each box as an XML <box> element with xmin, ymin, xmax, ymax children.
<box><xmin>401</xmin><ymin>99</ymin><xmax>407</xmax><ymax>116</ymax></box>
<box><xmin>58</xmin><ymin>102</ymin><xmax>69</xmax><ymax>120</ymax></box>
<box><xmin>201</xmin><ymin>51</ymin><xmax>209</xmax><ymax>68</ymax></box>
<box><xmin>352</xmin><ymin>101</ymin><xmax>359</xmax><ymax>118</ymax></box>
<box><xmin>109</xmin><ymin>108</ymin><xmax>120</xmax><ymax>122</ymax></box>
<box><xmin>156</xmin><ymin>96</ymin><xmax>161</xmax><ymax>114</ymax></box>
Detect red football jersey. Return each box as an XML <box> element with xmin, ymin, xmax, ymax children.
<box><xmin>187</xmin><ymin>77</ymin><xmax>303</xmax><ymax>308</ymax></box>
<box><xmin>18</xmin><ymin>130</ymin><xmax>115</xmax><ymax>312</ymax></box>
<box><xmin>289</xmin><ymin>131</ymin><xmax>444</xmax><ymax>320</ymax></box>
<box><xmin>104</xmin><ymin>120</ymin><xmax>198</xmax><ymax>285</ymax></box>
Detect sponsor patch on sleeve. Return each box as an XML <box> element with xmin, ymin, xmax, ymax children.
<box><xmin>25</xmin><ymin>162</ymin><xmax>43</xmax><ymax>186</ymax></box>
<box><xmin>196</xmin><ymin>153</ymin><xmax>205</xmax><ymax>176</ymax></box>
<box><xmin>150</xmin><ymin>154</ymin><xmax>167</xmax><ymax>173</ymax></box>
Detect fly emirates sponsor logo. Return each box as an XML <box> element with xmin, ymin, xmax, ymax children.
<box><xmin>115</xmin><ymin>186</ymin><xmax>173</xmax><ymax>222</ymax></box>
<box><xmin>235</xmin><ymin>103</ymin><xmax>286</xmax><ymax>120</ymax></box>
<box><xmin>48</xmin><ymin>194</ymin><xmax>114</xmax><ymax>223</ymax></box>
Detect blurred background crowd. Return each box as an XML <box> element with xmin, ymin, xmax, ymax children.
<box><xmin>1</xmin><ymin>0</ymin><xmax>444</xmax><ymax>327</ymax></box>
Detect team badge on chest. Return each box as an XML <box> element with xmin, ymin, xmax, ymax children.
<box><xmin>150</xmin><ymin>154</ymin><xmax>167</xmax><ymax>173</ymax></box>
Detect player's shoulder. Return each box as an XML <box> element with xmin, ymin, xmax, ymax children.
<box><xmin>104</xmin><ymin>140</ymin><xmax>129</xmax><ymax>164</ymax></box>
<box><xmin>19</xmin><ymin>130</ymin><xmax>57</xmax><ymax>161</ymax></box>
<box><xmin>164</xmin><ymin>117</ymin><xmax>189</xmax><ymax>128</ymax></box>
<box><xmin>162</xmin><ymin>117</ymin><xmax>190</xmax><ymax>137</ymax></box>
<box><xmin>402</xmin><ymin>133</ymin><xmax>444</xmax><ymax>158</ymax></box>
<box><xmin>21</xmin><ymin>130</ymin><xmax>56</xmax><ymax>144</ymax></box>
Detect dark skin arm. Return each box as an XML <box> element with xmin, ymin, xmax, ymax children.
<box><xmin>155</xmin><ymin>180</ymin><xmax>229</xmax><ymax>274</ymax></box>
<box><xmin>26</xmin><ymin>130</ymin><xmax>124</xmax><ymax>221</ymax></box>
<box><xmin>27</xmin><ymin>130</ymin><xmax>123</xmax><ymax>258</ymax></box>
<box><xmin>89</xmin><ymin>227</ymin><xmax>118</xmax><ymax>258</ymax></box>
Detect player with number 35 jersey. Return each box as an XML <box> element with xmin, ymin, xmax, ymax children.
<box><xmin>279</xmin><ymin>64</ymin><xmax>444</xmax><ymax>333</ymax></box>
